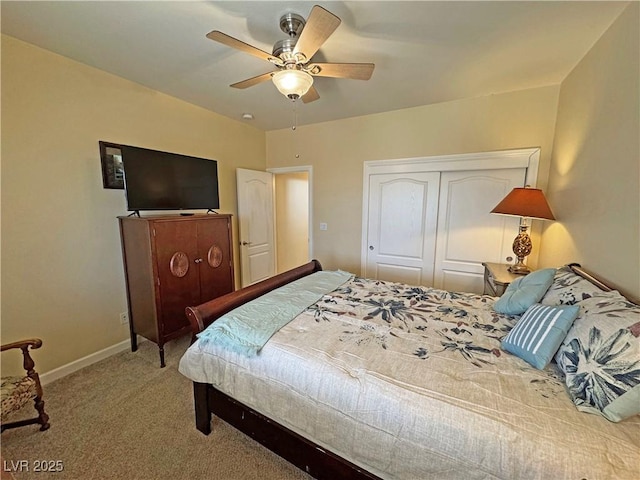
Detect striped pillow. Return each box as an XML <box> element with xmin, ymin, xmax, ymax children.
<box><xmin>501</xmin><ymin>303</ymin><xmax>580</xmax><ymax>369</ymax></box>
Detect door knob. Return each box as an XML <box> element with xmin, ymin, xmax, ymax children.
<box><xmin>241</xmin><ymin>241</ymin><xmax>252</xmax><ymax>246</ymax></box>
<box><xmin>369</xmin><ymin>245</ymin><xmax>374</xmax><ymax>250</ymax></box>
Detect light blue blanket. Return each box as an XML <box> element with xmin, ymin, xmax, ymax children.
<box><xmin>197</xmin><ymin>270</ymin><xmax>353</xmax><ymax>356</ymax></box>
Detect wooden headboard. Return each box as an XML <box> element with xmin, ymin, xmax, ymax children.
<box><xmin>568</xmin><ymin>263</ymin><xmax>639</xmax><ymax>305</ymax></box>
<box><xmin>185</xmin><ymin>259</ymin><xmax>323</xmax><ymax>335</ymax></box>
<box><xmin>567</xmin><ymin>263</ymin><xmax>615</xmax><ymax>292</ymax></box>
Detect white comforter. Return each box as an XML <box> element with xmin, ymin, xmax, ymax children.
<box><xmin>179</xmin><ymin>275</ymin><xmax>640</xmax><ymax>479</ymax></box>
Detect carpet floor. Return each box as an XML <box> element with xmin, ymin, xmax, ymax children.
<box><xmin>1</xmin><ymin>336</ymin><xmax>312</xmax><ymax>480</ymax></box>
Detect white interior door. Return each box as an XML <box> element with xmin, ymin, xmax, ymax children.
<box><xmin>365</xmin><ymin>172</ymin><xmax>440</xmax><ymax>286</ymax></box>
<box><xmin>433</xmin><ymin>168</ymin><xmax>526</xmax><ymax>293</ymax></box>
<box><xmin>236</xmin><ymin>168</ymin><xmax>275</xmax><ymax>287</ymax></box>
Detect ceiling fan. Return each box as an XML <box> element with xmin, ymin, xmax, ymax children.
<box><xmin>207</xmin><ymin>4</ymin><xmax>375</xmax><ymax>103</ymax></box>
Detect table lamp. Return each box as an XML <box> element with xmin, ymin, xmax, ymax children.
<box><xmin>490</xmin><ymin>187</ymin><xmax>555</xmax><ymax>274</ymax></box>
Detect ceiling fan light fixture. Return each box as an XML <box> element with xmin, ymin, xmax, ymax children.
<box><xmin>272</xmin><ymin>69</ymin><xmax>313</xmax><ymax>99</ymax></box>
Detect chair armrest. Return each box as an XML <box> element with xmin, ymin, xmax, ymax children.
<box><xmin>1</xmin><ymin>338</ymin><xmax>43</xmax><ymax>353</ymax></box>
<box><xmin>1</xmin><ymin>338</ymin><xmax>44</xmax><ymax>379</ymax></box>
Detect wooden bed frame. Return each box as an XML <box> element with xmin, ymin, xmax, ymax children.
<box><xmin>183</xmin><ymin>260</ymin><xmax>626</xmax><ymax>480</ymax></box>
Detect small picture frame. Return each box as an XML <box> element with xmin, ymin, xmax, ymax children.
<box><xmin>99</xmin><ymin>141</ymin><xmax>124</xmax><ymax>189</ymax></box>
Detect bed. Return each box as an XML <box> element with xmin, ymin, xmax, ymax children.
<box><xmin>178</xmin><ymin>260</ymin><xmax>640</xmax><ymax>479</ymax></box>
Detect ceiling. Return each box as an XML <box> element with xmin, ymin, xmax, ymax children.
<box><xmin>1</xmin><ymin>1</ymin><xmax>629</xmax><ymax>131</ymax></box>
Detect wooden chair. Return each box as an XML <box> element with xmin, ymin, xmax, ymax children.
<box><xmin>1</xmin><ymin>338</ymin><xmax>50</xmax><ymax>432</ymax></box>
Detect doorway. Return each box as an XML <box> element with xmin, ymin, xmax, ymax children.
<box><xmin>274</xmin><ymin>170</ymin><xmax>310</xmax><ymax>273</ymax></box>
<box><xmin>236</xmin><ymin>166</ymin><xmax>312</xmax><ymax>287</ymax></box>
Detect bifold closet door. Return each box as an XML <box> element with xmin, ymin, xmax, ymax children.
<box><xmin>433</xmin><ymin>168</ymin><xmax>526</xmax><ymax>293</ymax></box>
<box><xmin>364</xmin><ymin>172</ymin><xmax>440</xmax><ymax>286</ymax></box>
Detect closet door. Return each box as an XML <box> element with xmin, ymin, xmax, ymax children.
<box><xmin>364</xmin><ymin>172</ymin><xmax>440</xmax><ymax>286</ymax></box>
<box><xmin>433</xmin><ymin>168</ymin><xmax>526</xmax><ymax>293</ymax></box>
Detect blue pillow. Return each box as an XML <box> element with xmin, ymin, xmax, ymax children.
<box><xmin>493</xmin><ymin>268</ymin><xmax>556</xmax><ymax>315</ymax></box>
<box><xmin>502</xmin><ymin>303</ymin><xmax>580</xmax><ymax>369</ymax></box>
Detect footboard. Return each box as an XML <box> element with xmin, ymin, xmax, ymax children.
<box><xmin>185</xmin><ymin>259</ymin><xmax>323</xmax><ymax>335</ymax></box>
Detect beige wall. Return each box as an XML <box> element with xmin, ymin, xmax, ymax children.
<box><xmin>1</xmin><ymin>36</ymin><xmax>266</xmax><ymax>374</ymax></box>
<box><xmin>266</xmin><ymin>86</ymin><xmax>560</xmax><ymax>274</ymax></box>
<box><xmin>541</xmin><ymin>3</ymin><xmax>639</xmax><ymax>300</ymax></box>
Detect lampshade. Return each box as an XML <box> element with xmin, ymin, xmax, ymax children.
<box><xmin>272</xmin><ymin>70</ymin><xmax>314</xmax><ymax>99</ymax></box>
<box><xmin>490</xmin><ymin>187</ymin><xmax>555</xmax><ymax>221</ymax></box>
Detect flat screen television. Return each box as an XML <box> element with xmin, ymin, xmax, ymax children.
<box><xmin>120</xmin><ymin>145</ymin><xmax>220</xmax><ymax>212</ymax></box>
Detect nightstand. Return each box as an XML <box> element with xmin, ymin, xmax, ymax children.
<box><xmin>482</xmin><ymin>262</ymin><xmax>522</xmax><ymax>297</ymax></box>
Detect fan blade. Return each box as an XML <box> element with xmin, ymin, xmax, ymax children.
<box><xmin>301</xmin><ymin>86</ymin><xmax>320</xmax><ymax>103</ymax></box>
<box><xmin>230</xmin><ymin>72</ymin><xmax>274</xmax><ymax>89</ymax></box>
<box><xmin>207</xmin><ymin>31</ymin><xmax>277</xmax><ymax>64</ymax></box>
<box><xmin>307</xmin><ymin>63</ymin><xmax>375</xmax><ymax>80</ymax></box>
<box><xmin>293</xmin><ymin>5</ymin><xmax>341</xmax><ymax>61</ymax></box>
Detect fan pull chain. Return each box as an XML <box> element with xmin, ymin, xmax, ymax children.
<box><xmin>291</xmin><ymin>99</ymin><xmax>300</xmax><ymax>159</ymax></box>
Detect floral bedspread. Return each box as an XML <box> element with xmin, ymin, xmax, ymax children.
<box><xmin>312</xmin><ymin>275</ymin><xmax>512</xmax><ymax>366</ymax></box>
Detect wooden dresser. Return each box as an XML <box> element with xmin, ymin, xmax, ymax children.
<box><xmin>118</xmin><ymin>214</ymin><xmax>234</xmax><ymax>367</ymax></box>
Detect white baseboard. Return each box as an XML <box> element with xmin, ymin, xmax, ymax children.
<box><xmin>40</xmin><ymin>337</ymin><xmax>137</xmax><ymax>385</ymax></box>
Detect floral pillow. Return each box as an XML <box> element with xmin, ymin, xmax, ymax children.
<box><xmin>554</xmin><ymin>291</ymin><xmax>640</xmax><ymax>422</ymax></box>
<box><xmin>540</xmin><ymin>266</ymin><xmax>607</xmax><ymax>306</ymax></box>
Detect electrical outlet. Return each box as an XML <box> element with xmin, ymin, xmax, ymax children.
<box><xmin>119</xmin><ymin>312</ymin><xmax>129</xmax><ymax>325</ymax></box>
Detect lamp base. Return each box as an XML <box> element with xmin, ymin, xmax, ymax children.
<box><xmin>508</xmin><ymin>263</ymin><xmax>531</xmax><ymax>275</ymax></box>
<box><xmin>509</xmin><ymin>224</ymin><xmax>533</xmax><ymax>275</ymax></box>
